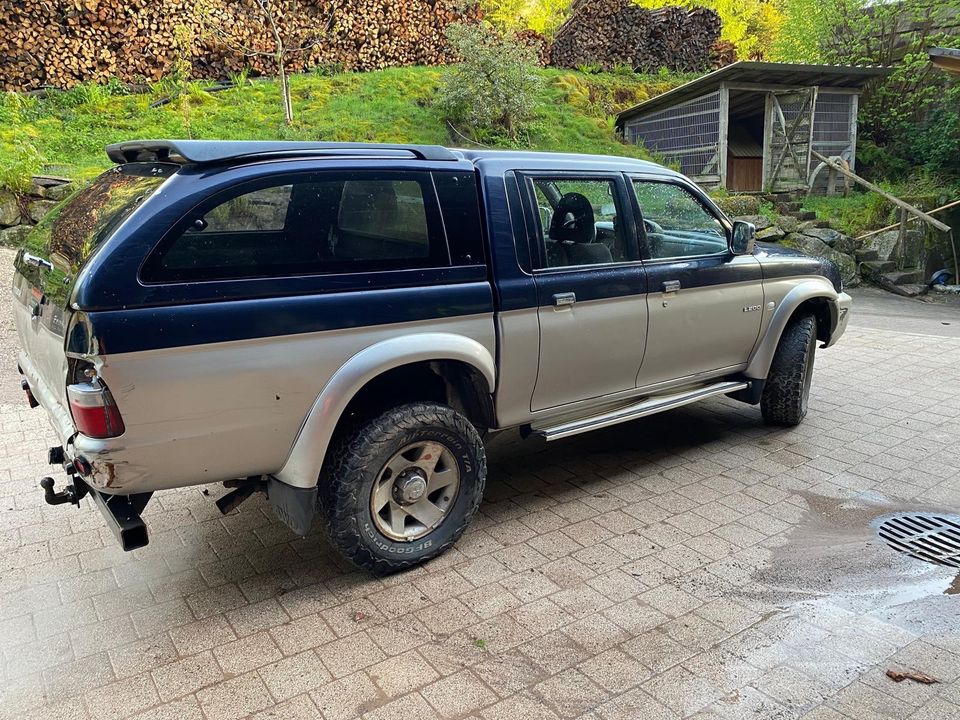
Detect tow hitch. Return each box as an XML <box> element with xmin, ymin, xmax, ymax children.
<box><xmin>40</xmin><ymin>447</ymin><xmax>152</xmax><ymax>551</ymax></box>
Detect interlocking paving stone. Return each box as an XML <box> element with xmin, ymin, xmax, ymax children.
<box><xmin>2</xmin><ymin>242</ymin><xmax>960</xmax><ymax>719</ymax></box>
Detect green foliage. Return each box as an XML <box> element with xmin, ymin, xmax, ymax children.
<box><xmin>0</xmin><ymin>93</ymin><xmax>44</xmax><ymax>193</ymax></box>
<box><xmin>0</xmin><ymin>65</ymin><xmax>662</xmax><ymax>189</ymax></box>
<box><xmin>437</xmin><ymin>23</ymin><xmax>542</xmax><ymax>139</ymax></box>
<box><xmin>772</xmin><ymin>0</ymin><xmax>959</xmax><ymax>183</ymax></box>
<box><xmin>480</xmin><ymin>0</ymin><xmax>571</xmax><ymax>36</ymax></box>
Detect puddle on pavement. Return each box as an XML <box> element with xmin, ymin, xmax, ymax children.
<box><xmin>743</xmin><ymin>491</ymin><xmax>959</xmax><ymax>631</ymax></box>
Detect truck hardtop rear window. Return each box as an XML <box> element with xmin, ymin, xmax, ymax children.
<box><xmin>24</xmin><ymin>165</ymin><xmax>167</xmax><ymax>275</ymax></box>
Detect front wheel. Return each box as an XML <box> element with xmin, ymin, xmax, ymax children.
<box><xmin>760</xmin><ymin>314</ymin><xmax>817</xmax><ymax>426</ymax></box>
<box><xmin>319</xmin><ymin>402</ymin><xmax>486</xmax><ymax>574</ymax></box>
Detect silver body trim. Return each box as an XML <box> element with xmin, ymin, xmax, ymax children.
<box><xmin>533</xmin><ymin>380</ymin><xmax>750</xmax><ymax>441</ymax></box>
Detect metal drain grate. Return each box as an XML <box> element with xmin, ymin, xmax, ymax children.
<box><xmin>874</xmin><ymin>513</ymin><xmax>960</xmax><ymax>568</ymax></box>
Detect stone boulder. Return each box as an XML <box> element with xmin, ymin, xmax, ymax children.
<box><xmin>733</xmin><ymin>214</ymin><xmax>772</xmax><ymax>231</ymax></box>
<box><xmin>832</xmin><ymin>234</ymin><xmax>858</xmax><ymax>256</ymax></box>
<box><xmin>781</xmin><ymin>232</ymin><xmax>858</xmax><ymax>287</ymax></box>
<box><xmin>0</xmin><ymin>190</ymin><xmax>20</xmax><ymax>227</ymax></box>
<box><xmin>861</xmin><ymin>229</ymin><xmax>900</xmax><ymax>262</ymax></box>
<box><xmin>0</xmin><ymin>225</ymin><xmax>31</xmax><ymax>248</ymax></box>
<box><xmin>801</xmin><ymin>227</ymin><xmax>842</xmax><ymax>247</ymax></box>
<box><xmin>777</xmin><ymin>215</ymin><xmax>799</xmax><ymax>233</ymax></box>
<box><xmin>756</xmin><ymin>225</ymin><xmax>785</xmax><ymax>242</ymax></box>
<box><xmin>26</xmin><ymin>199</ymin><xmax>57</xmax><ymax>224</ymax></box>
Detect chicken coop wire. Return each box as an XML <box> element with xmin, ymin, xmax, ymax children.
<box><xmin>813</xmin><ymin>92</ymin><xmax>855</xmax><ymax>161</ymax></box>
<box><xmin>624</xmin><ymin>91</ymin><xmax>720</xmax><ymax>179</ymax></box>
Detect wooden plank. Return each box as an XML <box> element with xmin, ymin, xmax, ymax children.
<box><xmin>718</xmin><ymin>83</ymin><xmax>729</xmax><ymax>189</ymax></box>
<box><xmin>812</xmin><ymin>150</ymin><xmax>951</xmax><ymax>233</ymax></box>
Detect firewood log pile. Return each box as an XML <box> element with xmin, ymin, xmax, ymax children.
<box><xmin>0</xmin><ymin>0</ymin><xmax>481</xmax><ymax>90</ymax></box>
<box><xmin>550</xmin><ymin>0</ymin><xmax>721</xmax><ymax>73</ymax></box>
<box><xmin>710</xmin><ymin>40</ymin><xmax>738</xmax><ymax>69</ymax></box>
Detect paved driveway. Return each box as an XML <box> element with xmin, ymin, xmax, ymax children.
<box><xmin>2</xmin><ymin>247</ymin><xmax>959</xmax><ymax>720</ymax></box>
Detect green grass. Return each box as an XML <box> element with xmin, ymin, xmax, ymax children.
<box><xmin>1</xmin><ymin>66</ymin><xmax>693</xmax><ymax>188</ymax></box>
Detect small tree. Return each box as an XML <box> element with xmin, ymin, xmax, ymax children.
<box><xmin>199</xmin><ymin>0</ymin><xmax>335</xmax><ymax>124</ymax></box>
<box><xmin>437</xmin><ymin>22</ymin><xmax>541</xmax><ymax>140</ymax></box>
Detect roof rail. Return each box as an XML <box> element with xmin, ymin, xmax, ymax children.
<box><xmin>105</xmin><ymin>139</ymin><xmax>459</xmax><ymax>165</ymax></box>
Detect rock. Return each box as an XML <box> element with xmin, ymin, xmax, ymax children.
<box><xmin>797</xmin><ymin>219</ymin><xmax>831</xmax><ymax>231</ymax></box>
<box><xmin>44</xmin><ymin>183</ymin><xmax>74</xmax><ymax>202</ymax></box>
<box><xmin>0</xmin><ymin>225</ymin><xmax>31</xmax><ymax>248</ymax></box>
<box><xmin>801</xmin><ymin>227</ymin><xmax>842</xmax><ymax>246</ymax></box>
<box><xmin>0</xmin><ymin>190</ymin><xmax>20</xmax><ymax>227</ymax></box>
<box><xmin>26</xmin><ymin>199</ymin><xmax>57</xmax><ymax>224</ymax></box>
<box><xmin>733</xmin><ymin>214</ymin><xmax>772</xmax><ymax>231</ymax></box>
<box><xmin>756</xmin><ymin>225</ymin><xmax>785</xmax><ymax>242</ymax></box>
<box><xmin>932</xmin><ymin>284</ymin><xmax>960</xmax><ymax>295</ymax></box>
<box><xmin>781</xmin><ymin>232</ymin><xmax>857</xmax><ymax>286</ymax></box>
<box><xmin>861</xmin><ymin>229</ymin><xmax>900</xmax><ymax>262</ymax></box>
<box><xmin>777</xmin><ymin>215</ymin><xmax>799</xmax><ymax>233</ymax></box>
<box><xmin>715</xmin><ymin>195</ymin><xmax>761</xmax><ymax>217</ymax></box>
<box><xmin>833</xmin><ymin>234</ymin><xmax>857</xmax><ymax>255</ymax></box>
<box><xmin>794</xmin><ymin>210</ymin><xmax>817</xmax><ymax>221</ymax></box>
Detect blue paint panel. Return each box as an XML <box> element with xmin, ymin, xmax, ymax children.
<box><xmin>88</xmin><ymin>282</ymin><xmax>494</xmax><ymax>355</ymax></box>
<box><xmin>642</xmin><ymin>254</ymin><xmax>762</xmax><ymax>291</ymax></box>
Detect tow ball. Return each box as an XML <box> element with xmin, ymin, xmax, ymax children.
<box><xmin>40</xmin><ymin>476</ymin><xmax>88</xmax><ymax>506</ymax></box>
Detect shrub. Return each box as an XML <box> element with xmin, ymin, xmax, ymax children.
<box><xmin>437</xmin><ymin>22</ymin><xmax>541</xmax><ymax>139</ymax></box>
<box><xmin>0</xmin><ymin>93</ymin><xmax>43</xmax><ymax>193</ymax></box>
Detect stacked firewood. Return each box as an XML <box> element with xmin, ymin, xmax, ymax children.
<box><xmin>0</xmin><ymin>0</ymin><xmax>481</xmax><ymax>90</ymax></box>
<box><xmin>551</xmin><ymin>0</ymin><xmax>721</xmax><ymax>73</ymax></box>
<box><xmin>710</xmin><ymin>40</ymin><xmax>738</xmax><ymax>69</ymax></box>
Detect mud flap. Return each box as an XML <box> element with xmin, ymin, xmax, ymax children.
<box><xmin>267</xmin><ymin>478</ymin><xmax>317</xmax><ymax>536</ymax></box>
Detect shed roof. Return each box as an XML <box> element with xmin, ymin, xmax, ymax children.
<box><xmin>616</xmin><ymin>61</ymin><xmax>891</xmax><ymax>126</ymax></box>
<box><xmin>930</xmin><ymin>47</ymin><xmax>960</xmax><ymax>75</ymax></box>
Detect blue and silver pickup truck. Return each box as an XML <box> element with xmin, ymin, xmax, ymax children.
<box><xmin>12</xmin><ymin>140</ymin><xmax>850</xmax><ymax>573</ymax></box>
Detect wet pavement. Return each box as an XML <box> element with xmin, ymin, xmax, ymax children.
<box><xmin>1</xmin><ymin>247</ymin><xmax>959</xmax><ymax>719</ymax></box>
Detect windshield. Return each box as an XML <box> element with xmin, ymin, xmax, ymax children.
<box><xmin>19</xmin><ymin>165</ymin><xmax>167</xmax><ymax>306</ymax></box>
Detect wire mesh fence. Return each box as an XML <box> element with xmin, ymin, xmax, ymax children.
<box><xmin>624</xmin><ymin>91</ymin><xmax>721</xmax><ymax>180</ymax></box>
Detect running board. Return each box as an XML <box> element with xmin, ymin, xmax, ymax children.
<box><xmin>531</xmin><ymin>381</ymin><xmax>750</xmax><ymax>441</ymax></box>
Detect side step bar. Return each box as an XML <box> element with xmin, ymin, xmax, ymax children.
<box><xmin>531</xmin><ymin>381</ymin><xmax>750</xmax><ymax>442</ymax></box>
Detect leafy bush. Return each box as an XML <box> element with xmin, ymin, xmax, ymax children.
<box><xmin>437</xmin><ymin>22</ymin><xmax>541</xmax><ymax>139</ymax></box>
<box><xmin>0</xmin><ymin>93</ymin><xmax>44</xmax><ymax>193</ymax></box>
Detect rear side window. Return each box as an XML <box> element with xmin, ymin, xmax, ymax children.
<box><xmin>142</xmin><ymin>172</ymin><xmax>448</xmax><ymax>282</ymax></box>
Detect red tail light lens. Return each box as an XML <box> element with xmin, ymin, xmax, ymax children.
<box><xmin>67</xmin><ymin>382</ymin><xmax>125</xmax><ymax>439</ymax></box>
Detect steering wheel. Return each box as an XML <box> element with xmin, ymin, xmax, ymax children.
<box><xmin>643</xmin><ymin>218</ymin><xmax>663</xmax><ymax>235</ymax></box>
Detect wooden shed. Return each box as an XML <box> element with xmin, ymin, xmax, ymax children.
<box><xmin>615</xmin><ymin>61</ymin><xmax>890</xmax><ymax>193</ymax></box>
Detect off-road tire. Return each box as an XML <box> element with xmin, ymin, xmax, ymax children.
<box><xmin>760</xmin><ymin>314</ymin><xmax>817</xmax><ymax>426</ymax></box>
<box><xmin>319</xmin><ymin>402</ymin><xmax>486</xmax><ymax>575</ymax></box>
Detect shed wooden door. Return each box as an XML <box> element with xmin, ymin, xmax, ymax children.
<box><xmin>763</xmin><ymin>88</ymin><xmax>817</xmax><ymax>192</ymax></box>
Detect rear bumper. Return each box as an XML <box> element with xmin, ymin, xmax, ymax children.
<box><xmin>824</xmin><ymin>292</ymin><xmax>852</xmax><ymax>348</ymax></box>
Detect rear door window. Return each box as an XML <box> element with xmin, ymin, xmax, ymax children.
<box><xmin>142</xmin><ymin>172</ymin><xmax>449</xmax><ymax>282</ymax></box>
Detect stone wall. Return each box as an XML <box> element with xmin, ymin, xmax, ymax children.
<box><xmin>0</xmin><ymin>177</ymin><xmax>74</xmax><ymax>248</ymax></box>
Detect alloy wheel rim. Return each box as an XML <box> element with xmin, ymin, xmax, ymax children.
<box><xmin>370</xmin><ymin>440</ymin><xmax>460</xmax><ymax>542</ymax></box>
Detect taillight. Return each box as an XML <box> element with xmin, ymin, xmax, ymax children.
<box><xmin>67</xmin><ymin>381</ymin><xmax>125</xmax><ymax>438</ymax></box>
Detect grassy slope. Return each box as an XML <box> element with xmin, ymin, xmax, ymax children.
<box><xmin>6</xmin><ymin>66</ymin><xmax>692</xmax><ymax>183</ymax></box>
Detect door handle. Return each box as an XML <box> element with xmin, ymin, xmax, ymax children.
<box><xmin>552</xmin><ymin>292</ymin><xmax>576</xmax><ymax>307</ymax></box>
<box><xmin>662</xmin><ymin>280</ymin><xmax>681</xmax><ymax>293</ymax></box>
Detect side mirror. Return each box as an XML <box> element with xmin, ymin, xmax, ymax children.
<box><xmin>731</xmin><ymin>220</ymin><xmax>755</xmax><ymax>255</ymax></box>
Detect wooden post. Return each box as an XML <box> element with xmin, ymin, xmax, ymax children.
<box><xmin>718</xmin><ymin>84</ymin><xmax>729</xmax><ymax>191</ymax></box>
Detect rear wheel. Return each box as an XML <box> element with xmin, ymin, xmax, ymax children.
<box><xmin>319</xmin><ymin>402</ymin><xmax>486</xmax><ymax>574</ymax></box>
<box><xmin>760</xmin><ymin>314</ymin><xmax>817</xmax><ymax>426</ymax></box>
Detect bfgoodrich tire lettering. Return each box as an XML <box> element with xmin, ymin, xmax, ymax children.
<box><xmin>319</xmin><ymin>402</ymin><xmax>486</xmax><ymax>574</ymax></box>
<box><xmin>760</xmin><ymin>314</ymin><xmax>817</xmax><ymax>426</ymax></box>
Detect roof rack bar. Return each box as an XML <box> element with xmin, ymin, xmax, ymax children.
<box><xmin>105</xmin><ymin>140</ymin><xmax>459</xmax><ymax>165</ymax></box>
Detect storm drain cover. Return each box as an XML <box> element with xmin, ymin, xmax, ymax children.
<box><xmin>874</xmin><ymin>513</ymin><xmax>960</xmax><ymax>568</ymax></box>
